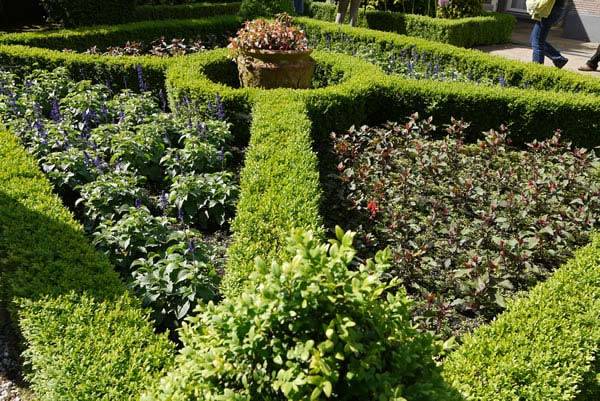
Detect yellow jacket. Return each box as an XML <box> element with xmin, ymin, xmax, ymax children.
<box><xmin>526</xmin><ymin>0</ymin><xmax>556</xmax><ymax>20</ymax></box>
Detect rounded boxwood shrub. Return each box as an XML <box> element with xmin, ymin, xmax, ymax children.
<box><xmin>239</xmin><ymin>0</ymin><xmax>294</xmax><ymax>20</ymax></box>
<box><xmin>39</xmin><ymin>0</ymin><xmax>136</xmax><ymax>26</ymax></box>
<box><xmin>145</xmin><ymin>228</ymin><xmax>454</xmax><ymax>401</ymax></box>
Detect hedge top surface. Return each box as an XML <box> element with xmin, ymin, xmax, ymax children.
<box><xmin>0</xmin><ymin>15</ymin><xmax>242</xmax><ymax>50</ymax></box>
<box><xmin>165</xmin><ymin>48</ymin><xmax>389</xmax><ymax>104</ymax></box>
<box><xmin>297</xmin><ymin>17</ymin><xmax>600</xmax><ymax>96</ymax></box>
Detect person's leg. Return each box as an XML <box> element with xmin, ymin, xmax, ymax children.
<box><xmin>542</xmin><ymin>0</ymin><xmax>568</xmax><ymax>67</ymax></box>
<box><xmin>530</xmin><ymin>21</ymin><xmax>547</xmax><ymax>64</ymax></box>
<box><xmin>589</xmin><ymin>45</ymin><xmax>600</xmax><ymax>68</ymax></box>
<box><xmin>336</xmin><ymin>0</ymin><xmax>350</xmax><ymax>24</ymax></box>
<box><xmin>348</xmin><ymin>0</ymin><xmax>361</xmax><ymax>27</ymax></box>
<box><xmin>293</xmin><ymin>0</ymin><xmax>304</xmax><ymax>15</ymax></box>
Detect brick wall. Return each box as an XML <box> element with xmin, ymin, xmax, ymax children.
<box><xmin>570</xmin><ymin>0</ymin><xmax>600</xmax><ymax>16</ymax></box>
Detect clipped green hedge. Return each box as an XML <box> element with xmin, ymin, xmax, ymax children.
<box><xmin>306</xmin><ymin>2</ymin><xmax>515</xmax><ymax>47</ymax></box>
<box><xmin>0</xmin><ymin>130</ymin><xmax>174</xmax><ymax>401</ymax></box>
<box><xmin>0</xmin><ymin>16</ymin><xmax>241</xmax><ymax>50</ymax></box>
<box><xmin>444</xmin><ymin>234</ymin><xmax>600</xmax><ymax>401</ymax></box>
<box><xmin>380</xmin><ymin>76</ymin><xmax>600</xmax><ymax>147</ymax></box>
<box><xmin>0</xmin><ymin>44</ymin><xmax>169</xmax><ymax>93</ymax></box>
<box><xmin>165</xmin><ymin>49</ymin><xmax>388</xmax><ymax>295</ymax></box>
<box><xmin>298</xmin><ymin>17</ymin><xmax>600</xmax><ymax>97</ymax></box>
<box><xmin>222</xmin><ymin>94</ymin><xmax>323</xmax><ymax>297</ymax></box>
<box><xmin>0</xmin><ymin>16</ymin><xmax>241</xmax><ymax>91</ymax></box>
<box><xmin>132</xmin><ymin>2</ymin><xmax>241</xmax><ymax>22</ymax></box>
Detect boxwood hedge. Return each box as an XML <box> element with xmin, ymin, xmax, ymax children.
<box><xmin>1</xmin><ymin>13</ymin><xmax>600</xmax><ymax>401</ymax></box>
<box><xmin>306</xmin><ymin>1</ymin><xmax>516</xmax><ymax>47</ymax></box>
<box><xmin>0</xmin><ymin>131</ymin><xmax>175</xmax><ymax>401</ymax></box>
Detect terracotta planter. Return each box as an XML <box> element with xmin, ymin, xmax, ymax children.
<box><xmin>236</xmin><ymin>49</ymin><xmax>316</xmax><ymax>89</ymax></box>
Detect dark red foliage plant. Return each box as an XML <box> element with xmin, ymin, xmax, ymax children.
<box><xmin>331</xmin><ymin>114</ymin><xmax>600</xmax><ymax>338</ymax></box>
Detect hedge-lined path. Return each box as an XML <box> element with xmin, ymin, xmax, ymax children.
<box><xmin>478</xmin><ymin>19</ymin><xmax>599</xmax><ymax>76</ymax></box>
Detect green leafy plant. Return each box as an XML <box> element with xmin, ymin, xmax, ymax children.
<box><xmin>93</xmin><ymin>206</ymin><xmax>173</xmax><ymax>272</ymax></box>
<box><xmin>168</xmin><ymin>172</ymin><xmax>238</xmax><ymax>228</ymax></box>
<box><xmin>77</xmin><ymin>168</ymin><xmax>148</xmax><ymax>223</ymax></box>
<box><xmin>145</xmin><ymin>228</ymin><xmax>455</xmax><ymax>401</ymax></box>
<box><xmin>131</xmin><ymin>229</ymin><xmax>220</xmax><ymax>329</ymax></box>
<box><xmin>330</xmin><ymin>116</ymin><xmax>600</xmax><ymax>337</ymax></box>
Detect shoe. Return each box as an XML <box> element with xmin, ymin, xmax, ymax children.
<box><xmin>554</xmin><ymin>58</ymin><xmax>569</xmax><ymax>69</ymax></box>
<box><xmin>578</xmin><ymin>63</ymin><xmax>598</xmax><ymax>72</ymax></box>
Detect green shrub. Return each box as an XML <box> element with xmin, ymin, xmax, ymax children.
<box><xmin>222</xmin><ymin>93</ymin><xmax>323</xmax><ymax>296</ymax></box>
<box><xmin>0</xmin><ymin>130</ymin><xmax>174</xmax><ymax>401</ymax></box>
<box><xmin>39</xmin><ymin>0</ymin><xmax>136</xmax><ymax>27</ymax></box>
<box><xmin>306</xmin><ymin>2</ymin><xmax>514</xmax><ymax>47</ymax></box>
<box><xmin>239</xmin><ymin>0</ymin><xmax>295</xmax><ymax>20</ymax></box>
<box><xmin>20</xmin><ymin>293</ymin><xmax>174</xmax><ymax>401</ymax></box>
<box><xmin>437</xmin><ymin>0</ymin><xmax>483</xmax><ymax>19</ymax></box>
<box><xmin>145</xmin><ymin>228</ymin><xmax>459</xmax><ymax>401</ymax></box>
<box><xmin>444</xmin><ymin>233</ymin><xmax>600</xmax><ymax>400</ymax></box>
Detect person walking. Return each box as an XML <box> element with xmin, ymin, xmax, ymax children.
<box><xmin>527</xmin><ymin>0</ymin><xmax>569</xmax><ymax>68</ymax></box>
<box><xmin>293</xmin><ymin>0</ymin><xmax>304</xmax><ymax>15</ymax></box>
<box><xmin>335</xmin><ymin>0</ymin><xmax>361</xmax><ymax>27</ymax></box>
<box><xmin>578</xmin><ymin>45</ymin><xmax>600</xmax><ymax>72</ymax></box>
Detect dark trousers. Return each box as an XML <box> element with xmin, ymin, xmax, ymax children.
<box><xmin>293</xmin><ymin>0</ymin><xmax>304</xmax><ymax>14</ymax></box>
<box><xmin>589</xmin><ymin>45</ymin><xmax>600</xmax><ymax>68</ymax></box>
<box><xmin>530</xmin><ymin>0</ymin><xmax>567</xmax><ymax>65</ymax></box>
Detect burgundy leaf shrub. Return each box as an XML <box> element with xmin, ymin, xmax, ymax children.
<box><xmin>330</xmin><ymin>115</ymin><xmax>600</xmax><ymax>338</ymax></box>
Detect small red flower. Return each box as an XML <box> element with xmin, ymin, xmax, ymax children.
<box><xmin>367</xmin><ymin>200</ymin><xmax>379</xmax><ymax>218</ymax></box>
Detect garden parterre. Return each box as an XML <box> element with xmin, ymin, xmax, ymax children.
<box><xmin>0</xmin><ymin>10</ymin><xmax>599</xmax><ymax>401</ymax></box>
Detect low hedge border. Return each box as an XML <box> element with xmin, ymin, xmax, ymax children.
<box><xmin>0</xmin><ymin>16</ymin><xmax>241</xmax><ymax>51</ymax></box>
<box><xmin>444</xmin><ymin>233</ymin><xmax>600</xmax><ymax>400</ymax></box>
<box><xmin>306</xmin><ymin>2</ymin><xmax>515</xmax><ymax>48</ymax></box>
<box><xmin>0</xmin><ymin>44</ymin><xmax>170</xmax><ymax>93</ymax></box>
<box><xmin>297</xmin><ymin>17</ymin><xmax>600</xmax><ymax>97</ymax></box>
<box><xmin>221</xmin><ymin>93</ymin><xmax>323</xmax><ymax>296</ymax></box>
<box><xmin>0</xmin><ymin>130</ymin><xmax>175</xmax><ymax>401</ymax></box>
<box><xmin>164</xmin><ymin>48</ymin><xmax>600</xmax><ymax>399</ymax></box>
<box><xmin>1</xmin><ymin>16</ymin><xmax>599</xmax><ymax>400</ymax></box>
<box><xmin>164</xmin><ymin>49</ymin><xmax>389</xmax><ymax>295</ymax></box>
<box><xmin>132</xmin><ymin>2</ymin><xmax>241</xmax><ymax>22</ymax></box>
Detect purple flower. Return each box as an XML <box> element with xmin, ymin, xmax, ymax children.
<box><xmin>136</xmin><ymin>64</ymin><xmax>147</xmax><ymax>92</ymax></box>
<box><xmin>93</xmin><ymin>156</ymin><xmax>105</xmax><ymax>172</ymax></box>
<box><xmin>214</xmin><ymin>93</ymin><xmax>225</xmax><ymax>120</ymax></box>
<box><xmin>498</xmin><ymin>76</ymin><xmax>506</xmax><ymax>87</ymax></box>
<box><xmin>83</xmin><ymin>151</ymin><xmax>91</xmax><ymax>166</ymax></box>
<box><xmin>187</xmin><ymin>239</ymin><xmax>196</xmax><ymax>254</ymax></box>
<box><xmin>50</xmin><ymin>98</ymin><xmax>62</xmax><ymax>122</ymax></box>
<box><xmin>135</xmin><ymin>199</ymin><xmax>142</xmax><ymax>209</ymax></box>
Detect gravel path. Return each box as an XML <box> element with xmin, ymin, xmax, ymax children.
<box><xmin>0</xmin><ymin>308</ymin><xmax>29</xmax><ymax>401</ymax></box>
